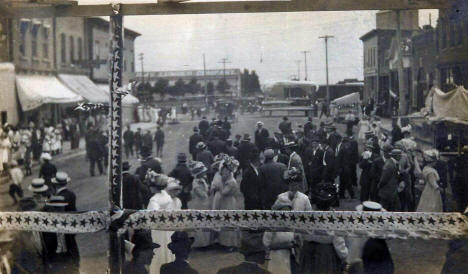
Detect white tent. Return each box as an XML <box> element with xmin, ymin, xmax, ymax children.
<box><xmin>331</xmin><ymin>92</ymin><xmax>360</xmax><ymax>105</ymax></box>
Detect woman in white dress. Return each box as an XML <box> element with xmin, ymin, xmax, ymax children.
<box><xmin>263</xmin><ymin>196</ymin><xmax>295</xmax><ymax>274</ymax></box>
<box><xmin>187</xmin><ymin>161</ymin><xmax>211</xmax><ymax>248</ymax></box>
<box><xmin>210</xmin><ymin>156</ymin><xmax>240</xmax><ymax>248</ymax></box>
<box><xmin>0</xmin><ymin>131</ymin><xmax>12</xmax><ymax>173</ymax></box>
<box><xmin>415</xmin><ymin>149</ymin><xmax>443</xmax><ymax>212</ymax></box>
<box><xmin>146</xmin><ymin>172</ymin><xmax>174</xmax><ymax>274</ymax></box>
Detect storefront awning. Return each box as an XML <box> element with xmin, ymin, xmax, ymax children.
<box><xmin>16</xmin><ymin>75</ymin><xmax>83</xmax><ymax>111</ymax></box>
<box><xmin>59</xmin><ymin>74</ymin><xmax>109</xmax><ymax>104</ymax></box>
<box><xmin>97</xmin><ymin>84</ymin><xmax>139</xmax><ymax>105</ymax></box>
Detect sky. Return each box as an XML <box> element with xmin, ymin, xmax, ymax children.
<box><xmin>78</xmin><ymin>1</ymin><xmax>437</xmax><ymax>85</ymax></box>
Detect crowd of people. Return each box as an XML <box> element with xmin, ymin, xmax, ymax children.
<box><xmin>4</xmin><ymin>108</ymin><xmax>467</xmax><ymax>274</ymax></box>
<box><xmin>0</xmin><ymin>122</ymin><xmax>72</xmax><ymax>179</ymax></box>
<box><xmin>110</xmin><ymin>110</ymin><xmax>466</xmax><ymax>274</ymax></box>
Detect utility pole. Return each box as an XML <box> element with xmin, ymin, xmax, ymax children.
<box><xmin>295</xmin><ymin>60</ymin><xmax>301</xmax><ymax>81</ymax></box>
<box><xmin>219</xmin><ymin>57</ymin><xmax>230</xmax><ymax>80</ymax></box>
<box><xmin>301</xmin><ymin>50</ymin><xmax>310</xmax><ymax>81</ymax></box>
<box><xmin>396</xmin><ymin>10</ymin><xmax>407</xmax><ymax>115</ymax></box>
<box><xmin>319</xmin><ymin>35</ymin><xmax>334</xmax><ymax>105</ymax></box>
<box><xmin>138</xmin><ymin>53</ymin><xmax>144</xmax><ymax>83</ymax></box>
<box><xmin>203</xmin><ymin>53</ymin><xmax>207</xmax><ymax>104</ymax></box>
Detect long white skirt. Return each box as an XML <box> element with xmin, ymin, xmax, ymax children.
<box><xmin>149</xmin><ymin>230</ymin><xmax>175</xmax><ymax>274</ymax></box>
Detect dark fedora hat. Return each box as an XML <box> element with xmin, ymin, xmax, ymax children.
<box><xmin>132</xmin><ymin>230</ymin><xmax>160</xmax><ymax>252</ymax></box>
<box><xmin>122</xmin><ymin>161</ymin><xmax>131</xmax><ymax>171</ymax></box>
<box><xmin>167</xmin><ymin>231</ymin><xmax>194</xmax><ymax>253</ymax></box>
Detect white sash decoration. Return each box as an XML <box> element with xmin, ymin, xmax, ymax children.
<box><xmin>0</xmin><ymin>210</ymin><xmax>466</xmax><ymax>239</ymax></box>
<box><xmin>118</xmin><ymin>210</ymin><xmax>468</xmax><ymax>240</ymax></box>
<box><xmin>0</xmin><ymin>211</ymin><xmax>107</xmax><ymax>234</ymax></box>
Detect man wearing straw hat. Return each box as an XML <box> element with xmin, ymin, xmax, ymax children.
<box><xmin>52</xmin><ymin>171</ymin><xmax>76</xmax><ymax>212</ymax></box>
<box><xmin>41</xmin><ymin>196</ymin><xmax>80</xmax><ymax>273</ymax></box>
<box><xmin>28</xmin><ymin>178</ymin><xmax>50</xmax><ymax>209</ymax></box>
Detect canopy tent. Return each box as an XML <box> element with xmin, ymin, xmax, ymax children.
<box><xmin>58</xmin><ymin>74</ymin><xmax>109</xmax><ymax>103</ymax></box>
<box><xmin>97</xmin><ymin>84</ymin><xmax>139</xmax><ymax>105</ymax></box>
<box><xmin>16</xmin><ymin>75</ymin><xmax>83</xmax><ymax>111</ymax></box>
<box><xmin>425</xmin><ymin>86</ymin><xmax>468</xmax><ymax>122</ymax></box>
<box><xmin>331</xmin><ymin>92</ymin><xmax>360</xmax><ymax>105</ymax></box>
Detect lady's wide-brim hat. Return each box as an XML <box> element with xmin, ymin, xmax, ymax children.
<box><xmin>51</xmin><ymin>171</ymin><xmax>71</xmax><ymax>184</ymax></box>
<box><xmin>283</xmin><ymin>167</ymin><xmax>302</xmax><ymax>182</ymax></box>
<box><xmin>196</xmin><ymin>142</ymin><xmax>206</xmax><ymax>150</ymax></box>
<box><xmin>45</xmin><ymin>195</ymin><xmax>69</xmax><ymax>207</ymax></box>
<box><xmin>190</xmin><ymin>161</ymin><xmax>208</xmax><ymax>177</ymax></box>
<box><xmin>356</xmin><ymin>201</ymin><xmax>385</xmax><ymax>212</ymax></box>
<box><xmin>40</xmin><ymin>153</ymin><xmax>52</xmax><ymax>161</ymax></box>
<box><xmin>424</xmin><ymin>149</ymin><xmax>439</xmax><ymax>162</ymax></box>
<box><xmin>166</xmin><ymin>178</ymin><xmax>182</xmax><ymax>191</ymax></box>
<box><xmin>28</xmin><ymin>178</ymin><xmax>49</xmax><ymax>193</ymax></box>
<box><xmin>146</xmin><ymin>171</ymin><xmax>169</xmax><ymax>188</ymax></box>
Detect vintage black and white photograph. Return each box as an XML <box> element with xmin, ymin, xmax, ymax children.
<box><xmin>0</xmin><ymin>0</ymin><xmax>467</xmax><ymax>273</ymax></box>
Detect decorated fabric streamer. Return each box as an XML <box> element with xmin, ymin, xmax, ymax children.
<box><xmin>120</xmin><ymin>210</ymin><xmax>468</xmax><ymax>240</ymax></box>
<box><xmin>0</xmin><ymin>211</ymin><xmax>107</xmax><ymax>234</ymax></box>
<box><xmin>74</xmin><ymin>103</ymin><xmax>109</xmax><ymax>112</ymax></box>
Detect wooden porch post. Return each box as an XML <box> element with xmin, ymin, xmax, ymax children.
<box><xmin>109</xmin><ymin>5</ymin><xmax>124</xmax><ymax>273</ymax></box>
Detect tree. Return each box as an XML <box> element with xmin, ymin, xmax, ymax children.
<box><xmin>249</xmin><ymin>70</ymin><xmax>261</xmax><ymax>93</ymax></box>
<box><xmin>153</xmin><ymin>79</ymin><xmax>168</xmax><ymax>100</ymax></box>
<box><xmin>207</xmin><ymin>81</ymin><xmax>215</xmax><ymax>95</ymax></box>
<box><xmin>241</xmin><ymin>68</ymin><xmax>250</xmax><ymax>94</ymax></box>
<box><xmin>217</xmin><ymin>78</ymin><xmax>231</xmax><ymax>93</ymax></box>
<box><xmin>174</xmin><ymin>78</ymin><xmax>186</xmax><ymax>96</ymax></box>
<box><xmin>136</xmin><ymin>82</ymin><xmax>152</xmax><ymax>103</ymax></box>
<box><xmin>187</xmin><ymin>77</ymin><xmax>200</xmax><ymax>94</ymax></box>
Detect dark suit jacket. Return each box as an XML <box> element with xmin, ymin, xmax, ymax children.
<box><xmin>304</xmin><ymin>147</ymin><xmax>324</xmax><ymax>188</ymax></box>
<box><xmin>123</xmin><ymin>130</ymin><xmax>134</xmax><ymax>145</ymax></box>
<box><xmin>189</xmin><ymin>133</ymin><xmax>204</xmax><ymax>157</ymax></box>
<box><xmin>217</xmin><ymin>263</ymin><xmax>271</xmax><ymax>274</ymax></box>
<box><xmin>208</xmin><ymin>139</ymin><xmax>227</xmax><ymax>156</ymax></box>
<box><xmin>56</xmin><ymin>188</ymin><xmax>77</xmax><ymax>212</ymax></box>
<box><xmin>321</xmin><ymin>146</ymin><xmax>336</xmax><ymax>183</ymax></box>
<box><xmin>377</xmin><ymin>158</ymin><xmax>399</xmax><ymax>202</ymax></box>
<box><xmin>160</xmin><ymin>261</ymin><xmax>200</xmax><ymax>274</ymax></box>
<box><xmin>258</xmin><ymin>161</ymin><xmax>288</xmax><ymax>210</ymax></box>
<box><xmin>254</xmin><ymin>128</ymin><xmax>270</xmax><ymax>151</ymax></box>
<box><xmin>169</xmin><ymin>164</ymin><xmax>194</xmax><ymax>193</ymax></box>
<box><xmin>238</xmin><ymin>140</ymin><xmax>257</xmax><ymax>168</ymax></box>
<box><xmin>39</xmin><ymin>162</ymin><xmax>57</xmax><ymax>183</ymax></box>
<box><xmin>122</xmin><ymin>172</ymin><xmax>148</xmax><ymax>209</ymax></box>
<box><xmin>240</xmin><ymin>164</ymin><xmax>262</xmax><ymax>210</ymax></box>
<box><xmin>196</xmin><ymin>150</ymin><xmax>214</xmax><ymax>174</ymax></box>
<box><xmin>198</xmin><ymin>120</ymin><xmax>210</xmax><ymax>135</ymax></box>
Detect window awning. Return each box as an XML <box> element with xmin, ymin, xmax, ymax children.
<box><xmin>16</xmin><ymin>75</ymin><xmax>83</xmax><ymax>111</ymax></box>
<box><xmin>58</xmin><ymin>74</ymin><xmax>109</xmax><ymax>103</ymax></box>
<box><xmin>97</xmin><ymin>84</ymin><xmax>139</xmax><ymax>105</ymax></box>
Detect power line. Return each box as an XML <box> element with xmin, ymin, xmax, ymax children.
<box><xmin>301</xmin><ymin>50</ymin><xmax>310</xmax><ymax>81</ymax></box>
<box><xmin>218</xmin><ymin>57</ymin><xmax>231</xmax><ymax>80</ymax></box>
<box><xmin>138</xmin><ymin>53</ymin><xmax>144</xmax><ymax>82</ymax></box>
